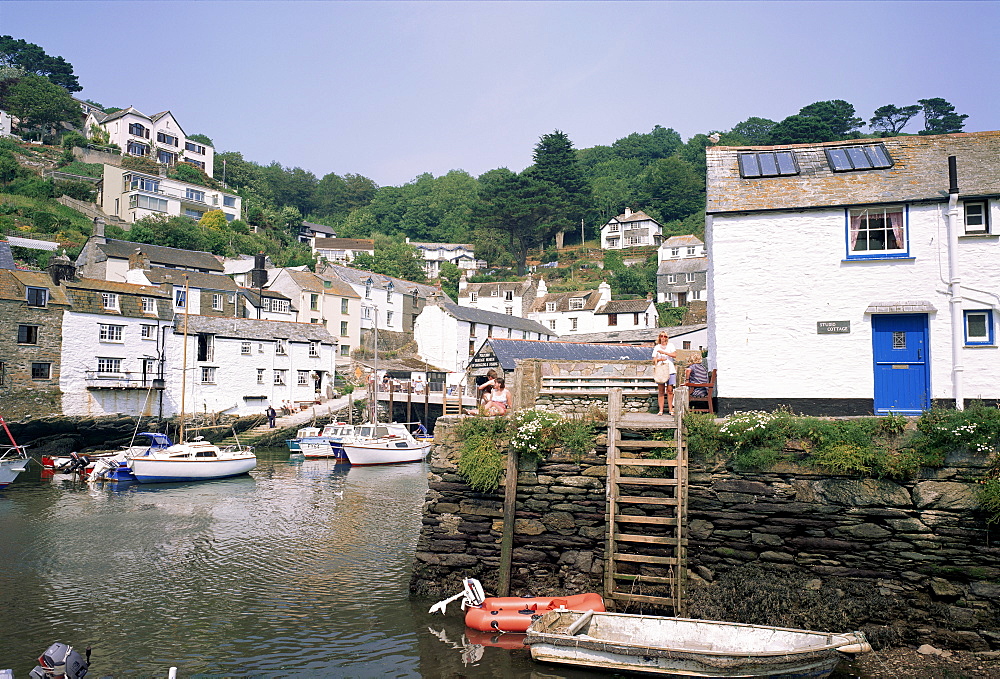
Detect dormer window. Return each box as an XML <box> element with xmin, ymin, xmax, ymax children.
<box><xmin>386</xmin><ymin>282</ymin><xmax>393</xmax><ymax>303</ymax></box>
<box><xmin>490</xmin><ymin>288</ymin><xmax>499</xmax><ymax>296</ymax></box>
<box><xmin>569</xmin><ymin>298</ymin><xmax>584</xmax><ymax>310</ymax></box>
<box><xmin>670</xmin><ymin>248</ymin><xmax>679</xmax><ymax>257</ymax></box>
<box><xmin>101</xmin><ymin>292</ymin><xmax>119</xmax><ymax>311</ymax></box>
<box><xmin>470</xmin><ymin>292</ymin><xmax>478</xmax><ymax>303</ymax></box>
<box><xmin>609</xmin><ymin>224</ymin><xmax>620</xmax><ymax>233</ymax></box>
<box><xmin>365</xmin><ymin>280</ymin><xmax>372</xmax><ymax>299</ymax></box>
<box><xmin>26</xmin><ymin>287</ymin><xmax>48</xmax><ymax>307</ymax></box>
<box><xmin>545</xmin><ymin>302</ymin><xmax>556</xmax><ymax>313</ymax></box>
<box><xmin>686</xmin><ymin>246</ymin><xmax>696</xmax><ymax>256</ymax></box>
<box><xmin>504</xmin><ymin>290</ymin><xmax>514</xmax><ymax>301</ymax></box>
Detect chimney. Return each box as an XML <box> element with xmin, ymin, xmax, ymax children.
<box><xmin>598</xmin><ymin>281</ymin><xmax>612</xmax><ymax>305</ymax></box>
<box><xmin>92</xmin><ymin>217</ymin><xmax>106</xmax><ymax>244</ymax></box>
<box><xmin>128</xmin><ymin>248</ymin><xmax>150</xmax><ymax>271</ymax></box>
<box><xmin>458</xmin><ymin>274</ymin><xmax>468</xmax><ymax>292</ymax></box>
<box><xmin>536</xmin><ymin>277</ymin><xmax>548</xmax><ymax>296</ymax></box>
<box><xmin>623</xmin><ymin>207</ymin><xmax>633</xmax><ymax>218</ymax></box>
<box><xmin>47</xmin><ymin>252</ymin><xmax>77</xmax><ymax>286</ymax></box>
<box><xmin>251</xmin><ymin>252</ymin><xmax>268</xmax><ymax>289</ymax></box>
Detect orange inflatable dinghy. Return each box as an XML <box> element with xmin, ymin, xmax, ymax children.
<box><xmin>464</xmin><ymin>592</ymin><xmax>606</xmax><ymax>632</ymax></box>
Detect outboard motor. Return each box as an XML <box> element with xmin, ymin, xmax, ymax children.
<box><xmin>29</xmin><ymin>643</ymin><xmax>90</xmax><ymax>679</ymax></box>
<box><xmin>61</xmin><ymin>453</ymin><xmax>90</xmax><ymax>475</ymax></box>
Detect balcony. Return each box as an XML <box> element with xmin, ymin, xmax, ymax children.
<box><xmin>85</xmin><ymin>372</ymin><xmax>164</xmax><ymax>390</ymax></box>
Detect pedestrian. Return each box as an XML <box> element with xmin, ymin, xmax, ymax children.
<box><xmin>652</xmin><ymin>331</ymin><xmax>677</xmax><ymax>416</ymax></box>
<box><xmin>266</xmin><ymin>405</ymin><xmax>277</xmax><ymax>428</ymax></box>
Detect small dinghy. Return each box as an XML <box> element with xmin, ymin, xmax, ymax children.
<box><xmin>429</xmin><ymin>578</ymin><xmax>605</xmax><ymax>633</ymax></box>
<box><xmin>525</xmin><ymin>609</ymin><xmax>870</xmax><ymax>677</ymax></box>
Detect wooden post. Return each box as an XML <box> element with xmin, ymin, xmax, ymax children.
<box><xmin>407</xmin><ymin>386</ymin><xmax>412</xmax><ymax>424</ymax></box>
<box><xmin>497</xmin><ymin>447</ymin><xmax>520</xmax><ymax>597</ymax></box>
<box><xmin>674</xmin><ymin>386</ymin><xmax>689</xmax><ymax>617</ymax></box>
<box><xmin>424</xmin><ymin>385</ymin><xmax>429</xmax><ymax>423</ymax></box>
<box><xmin>604</xmin><ymin>387</ymin><xmax>623</xmax><ymax>603</ymax></box>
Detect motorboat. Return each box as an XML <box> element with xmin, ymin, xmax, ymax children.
<box><xmin>90</xmin><ymin>432</ymin><xmax>173</xmax><ymax>483</ymax></box>
<box><xmin>429</xmin><ymin>577</ymin><xmax>605</xmax><ymax>633</ymax></box>
<box><xmin>525</xmin><ymin>609</ymin><xmax>871</xmax><ymax>677</ymax></box>
<box><xmin>300</xmin><ymin>423</ymin><xmax>355</xmax><ymax>462</ymax></box>
<box><xmin>341</xmin><ymin>423</ymin><xmax>431</xmax><ymax>466</ymax></box>
<box><xmin>286</xmin><ymin>426</ymin><xmax>319</xmax><ymax>454</ymax></box>
<box><xmin>128</xmin><ymin>436</ymin><xmax>256</xmax><ymax>483</ymax></box>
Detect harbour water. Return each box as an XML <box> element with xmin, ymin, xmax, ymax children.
<box><xmin>0</xmin><ymin>448</ymin><xmax>594</xmax><ymax>678</ymax></box>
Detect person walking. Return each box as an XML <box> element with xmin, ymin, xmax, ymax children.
<box><xmin>652</xmin><ymin>331</ymin><xmax>677</xmax><ymax>416</ymax></box>
<box><xmin>266</xmin><ymin>405</ymin><xmax>277</xmax><ymax>428</ymax></box>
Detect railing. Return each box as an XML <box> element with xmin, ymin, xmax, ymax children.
<box><xmin>84</xmin><ymin>372</ymin><xmax>163</xmax><ymax>389</ymax></box>
<box><xmin>540</xmin><ymin>374</ymin><xmax>657</xmax><ymax>394</ymax></box>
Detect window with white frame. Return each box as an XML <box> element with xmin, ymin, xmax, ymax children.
<box><xmin>175</xmin><ymin>289</ymin><xmax>186</xmax><ymax>308</ymax></box>
<box><xmin>386</xmin><ymin>310</ymin><xmax>394</xmax><ymax>325</ymax></box>
<box><xmin>274</xmin><ymin>370</ymin><xmax>286</xmax><ymax>385</ymax></box>
<box><xmin>666</xmin><ymin>274</ymin><xmax>676</xmax><ymax>284</ymax></box>
<box><xmin>157</xmin><ymin>131</ymin><xmax>178</xmax><ymax>146</ymax></box>
<box><xmin>491</xmin><ymin>288</ymin><xmax>499</xmax><ymax>296</ymax></box>
<box><xmin>99</xmin><ymin>324</ymin><xmax>124</xmax><ymax>341</ymax></box>
<box><xmin>127</xmin><ymin>141</ymin><xmax>149</xmax><ymax>157</ymax></box>
<box><xmin>26</xmin><ymin>287</ymin><xmax>48</xmax><ymax>307</ymax></box>
<box><xmin>298</xmin><ymin>371</ymin><xmax>309</xmax><ymax>386</ymax></box>
<box><xmin>569</xmin><ymin>298</ymin><xmax>584</xmax><ymax>310</ymax></box>
<box><xmin>340</xmin><ymin>344</ymin><xmax>350</xmax><ymax>356</ymax></box>
<box><xmin>140</xmin><ymin>324</ymin><xmax>155</xmax><ymax>339</ymax></box>
<box><xmin>386</xmin><ymin>284</ymin><xmax>393</xmax><ymax>303</ymax></box>
<box><xmin>548</xmin><ymin>319</ymin><xmax>557</xmax><ymax>330</ymax></box>
<box><xmin>847</xmin><ymin>206</ymin><xmax>907</xmax><ymax>257</ymax></box>
<box><xmin>570</xmin><ymin>318</ymin><xmax>578</xmax><ymax>331</ymax></box>
<box><xmin>200</xmin><ymin>367</ymin><xmax>216</xmax><ymax>384</ymax></box>
<box><xmin>130</xmin><ymin>194</ymin><xmax>168</xmax><ymax>212</ymax></box>
<box><xmin>341</xmin><ymin>298</ymin><xmax>349</xmax><ymax>314</ymax></box>
<box><xmin>186</xmin><ymin>188</ymin><xmax>205</xmax><ymax>203</ymax></box>
<box><xmin>362</xmin><ymin>306</ymin><xmax>371</xmax><ymax>320</ymax></box>
<box><xmin>671</xmin><ymin>248</ymin><xmax>679</xmax><ymax>257</ymax></box>
<box><xmin>686</xmin><ymin>273</ymin><xmax>697</xmax><ymax>283</ymax></box>
<box><xmin>964</xmin><ymin>310</ymin><xmax>994</xmax><ymax>345</ymax></box>
<box><xmin>141</xmin><ymin>297</ymin><xmax>157</xmax><ymax>313</ymax></box>
<box><xmin>545</xmin><ymin>302</ymin><xmax>556</xmax><ymax>312</ymax></box>
<box><xmin>275</xmin><ymin>339</ymin><xmax>287</xmax><ymax>355</ymax></box>
<box><xmin>504</xmin><ymin>290</ymin><xmax>513</xmax><ymax>301</ymax></box>
<box><xmin>310</xmin><ymin>294</ymin><xmax>319</xmax><ymax>311</ymax></box>
<box><xmin>309</xmin><ymin>341</ymin><xmax>319</xmax><ymax>357</ymax></box>
<box><xmin>157</xmin><ymin>150</ymin><xmax>176</xmax><ymax>165</ymax></box>
<box><xmin>262</xmin><ymin>297</ymin><xmax>271</xmax><ymax>312</ymax></box>
<box><xmin>272</xmin><ymin>299</ymin><xmax>290</xmax><ymax>313</ymax></box>
<box><xmin>609</xmin><ymin>223</ymin><xmax>620</xmax><ymax>232</ymax></box>
<box><xmin>97</xmin><ymin>357</ymin><xmax>122</xmax><ymax>373</ymax></box>
<box><xmin>101</xmin><ymin>292</ymin><xmax>119</xmax><ymax>310</ymax></box>
<box><xmin>242</xmin><ymin>342</ymin><xmax>252</xmax><ymax>355</ymax></box>
<box><xmin>365</xmin><ymin>280</ymin><xmax>372</xmax><ymax>298</ymax></box>
<box><xmin>340</xmin><ymin>321</ymin><xmax>348</xmax><ymax>336</ymax></box>
<box><xmin>223</xmin><ymin>195</ymin><xmax>237</xmax><ymax>208</ymax></box>
<box><xmin>686</xmin><ymin>246</ymin><xmax>696</xmax><ymax>256</ymax></box>
<box><xmin>470</xmin><ymin>291</ymin><xmax>478</xmax><ymax>302</ymax></box>
<box><xmin>129</xmin><ymin>175</ymin><xmax>160</xmax><ymax>192</ymax></box>
<box><xmin>257</xmin><ymin>368</ymin><xmax>265</xmax><ymax>384</ymax></box>
<box><xmin>212</xmin><ymin>293</ymin><xmax>223</xmax><ymax>311</ymax></box>
<box><xmin>964</xmin><ymin>201</ymin><xmax>990</xmax><ymax>235</ymax></box>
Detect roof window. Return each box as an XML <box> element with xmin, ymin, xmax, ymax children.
<box><xmin>738</xmin><ymin>151</ymin><xmax>799</xmax><ymax>178</ymax></box>
<box><xmin>825</xmin><ymin>144</ymin><xmax>893</xmax><ymax>172</ymax></box>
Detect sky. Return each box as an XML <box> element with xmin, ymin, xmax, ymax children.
<box><xmin>4</xmin><ymin>1</ymin><xmax>999</xmax><ymax>187</ymax></box>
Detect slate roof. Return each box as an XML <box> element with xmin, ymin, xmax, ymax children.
<box><xmin>302</xmin><ymin>221</ymin><xmax>337</xmax><ymax>236</ymax></box>
<box><xmin>0</xmin><ymin>270</ymin><xmax>71</xmax><ymax>305</ymax></box>
<box><xmin>97</xmin><ymin>239</ymin><xmax>224</xmax><ymax>272</ymax></box>
<box><xmin>706</xmin><ymin>131</ymin><xmax>1000</xmax><ymax>214</ymax></box>
<box><xmin>474</xmin><ymin>338</ymin><xmax>652</xmax><ymax>370</ymax></box>
<box><xmin>568</xmin><ymin>324</ymin><xmax>707</xmax><ymax>345</ymax></box>
<box><xmin>437</xmin><ymin>302</ymin><xmax>553</xmax><ymax>335</ymax></box>
<box><xmin>459</xmin><ymin>279</ymin><xmax>535</xmax><ymax>298</ymax></box>
<box><xmin>0</xmin><ymin>241</ymin><xmax>16</xmax><ymax>270</ymax></box>
<box><xmin>177</xmin><ymin>315</ymin><xmax>337</xmax><ymax>344</ymax></box>
<box><xmin>142</xmin><ymin>268</ymin><xmax>239</xmax><ymax>292</ymax></box>
<box><xmin>657</xmin><ymin>257</ymin><xmax>708</xmax><ymax>276</ymax></box>
<box><xmin>532</xmin><ymin>290</ymin><xmax>603</xmax><ymax>313</ymax></box>
<box><xmin>287</xmin><ymin>270</ymin><xmax>359</xmax><ymax>297</ymax></box>
<box><xmin>609</xmin><ymin>209</ymin><xmax>660</xmax><ymax>224</ymax></box>
<box><xmin>595</xmin><ymin>299</ymin><xmax>655</xmax><ymax>315</ymax></box>
<box><xmin>314</xmin><ymin>238</ymin><xmax>375</xmax><ymax>251</ymax></box>
<box><xmin>323</xmin><ymin>263</ymin><xmax>443</xmax><ymax>300</ymax></box>
<box><xmin>661</xmin><ymin>235</ymin><xmax>704</xmax><ymax>247</ymax></box>
<box><xmin>239</xmin><ymin>287</ymin><xmax>293</xmax><ymax>310</ymax></box>
<box><xmin>65</xmin><ymin>278</ymin><xmax>170</xmax><ymax>297</ymax></box>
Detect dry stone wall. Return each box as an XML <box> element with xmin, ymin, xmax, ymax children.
<box><xmin>410</xmin><ymin>419</ymin><xmax>1000</xmax><ymax>648</ymax></box>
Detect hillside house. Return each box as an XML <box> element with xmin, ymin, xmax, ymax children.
<box><xmin>298</xmin><ymin>221</ymin><xmax>337</xmax><ymax>245</ymax></box>
<box><xmin>457</xmin><ymin>275</ymin><xmax>547</xmax><ymax>317</ymax></box>
<box><xmin>413</xmin><ymin>301</ymin><xmax>554</xmax><ymax>381</ymax></box>
<box><xmin>529</xmin><ymin>282</ymin><xmax>652</xmax><ymax>335</ymax></box>
<box><xmin>593</xmin><ymin>298</ymin><xmax>658</xmax><ymax>331</ymax></box>
<box><xmin>312</xmin><ymin>238</ymin><xmax>374</xmax><ymax>264</ymax></box>
<box><xmin>657</xmin><ymin>235</ymin><xmax>708</xmax><ymax>306</ymax></box>
<box><xmin>266</xmin><ymin>268</ymin><xmax>361</xmax><ymax>363</ymax></box>
<box><xmin>707</xmin><ymin>131</ymin><xmax>1000</xmax><ymax>415</ymax></box>
<box><xmin>98</xmin><ymin>165</ymin><xmax>241</xmax><ymax>224</ymax></box>
<box><xmin>406</xmin><ymin>239</ymin><xmax>484</xmax><ymax>278</ymax></box>
<box><xmin>76</xmin><ymin>232</ymin><xmax>224</xmax><ymax>283</ymax></box>
<box><xmin>85</xmin><ymin>107</ymin><xmax>215</xmax><ymax>175</ymax></box>
<box><xmin>600</xmin><ymin>208</ymin><xmax>663</xmax><ymax>250</ymax></box>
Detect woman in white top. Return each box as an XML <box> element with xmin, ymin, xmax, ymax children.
<box><xmin>485</xmin><ymin>376</ymin><xmax>512</xmax><ymax>416</ymax></box>
<box><xmin>652</xmin><ymin>331</ymin><xmax>677</xmax><ymax>416</ymax></box>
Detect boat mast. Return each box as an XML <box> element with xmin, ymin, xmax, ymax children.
<box><xmin>179</xmin><ymin>275</ymin><xmax>190</xmax><ymax>442</ymax></box>
<box><xmin>372</xmin><ymin>305</ymin><xmax>378</xmax><ymax>425</ymax></box>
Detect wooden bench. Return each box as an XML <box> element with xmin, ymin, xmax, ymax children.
<box><xmin>684</xmin><ymin>369</ymin><xmax>716</xmax><ymax>414</ymax></box>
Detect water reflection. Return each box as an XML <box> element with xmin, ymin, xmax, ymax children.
<box><xmin>0</xmin><ymin>450</ymin><xmax>597</xmax><ymax>678</ymax></box>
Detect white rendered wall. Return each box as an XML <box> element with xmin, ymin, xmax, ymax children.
<box><xmin>709</xmin><ymin>203</ymin><xmax>1000</xmax><ymax>402</ymax></box>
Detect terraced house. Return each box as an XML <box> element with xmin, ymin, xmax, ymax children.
<box><xmin>707</xmin><ymin>131</ymin><xmax>1000</xmax><ymax>415</ymax></box>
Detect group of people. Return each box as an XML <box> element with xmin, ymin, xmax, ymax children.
<box><xmin>476</xmin><ymin>369</ymin><xmax>512</xmax><ymax>416</ymax></box>
<box><xmin>652</xmin><ymin>331</ymin><xmax>710</xmax><ymax>416</ymax></box>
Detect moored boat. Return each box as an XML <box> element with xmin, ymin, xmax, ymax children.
<box><xmin>286</xmin><ymin>426</ymin><xmax>319</xmax><ymax>454</ymax></box>
<box><xmin>0</xmin><ymin>415</ymin><xmax>29</xmax><ymax>489</ymax></box>
<box><xmin>525</xmin><ymin>609</ymin><xmax>871</xmax><ymax>677</ymax></box>
<box><xmin>129</xmin><ymin>437</ymin><xmax>256</xmax><ymax>483</ymax></box>
<box><xmin>342</xmin><ymin>423</ymin><xmax>430</xmax><ymax>466</ymax></box>
<box><xmin>300</xmin><ymin>423</ymin><xmax>355</xmax><ymax>461</ymax></box>
<box><xmin>90</xmin><ymin>432</ymin><xmax>173</xmax><ymax>483</ymax></box>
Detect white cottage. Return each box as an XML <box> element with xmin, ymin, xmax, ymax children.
<box><xmin>457</xmin><ymin>275</ymin><xmax>547</xmax><ymax>317</ymax></box>
<box><xmin>85</xmin><ymin>107</ymin><xmax>216</xmax><ymax>175</ymax></box>
<box><xmin>706</xmin><ymin>131</ymin><xmax>1000</xmax><ymax>415</ymax></box>
<box><xmin>657</xmin><ymin>235</ymin><xmax>708</xmax><ymax>306</ymax></box>
<box><xmin>600</xmin><ymin>208</ymin><xmax>663</xmax><ymax>250</ymax></box>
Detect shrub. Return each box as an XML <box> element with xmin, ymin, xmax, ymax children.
<box><xmin>915</xmin><ymin>402</ymin><xmax>1000</xmax><ymax>457</ymax></box>
<box><xmin>455</xmin><ymin>416</ymin><xmax>511</xmax><ymax>492</ymax></box>
<box><xmin>978</xmin><ymin>479</ymin><xmax>1000</xmax><ymax>525</ymax></box>
<box><xmin>684</xmin><ymin>412</ymin><xmax>721</xmax><ymax>459</ymax></box>
<box><xmin>551</xmin><ymin>416</ymin><xmax>599</xmax><ymax>458</ymax></box>
<box><xmin>508</xmin><ymin>408</ymin><xmax>563</xmax><ymax>462</ymax></box>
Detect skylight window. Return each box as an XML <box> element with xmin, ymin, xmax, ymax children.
<box><xmin>826</xmin><ymin>144</ymin><xmax>893</xmax><ymax>172</ymax></box>
<box><xmin>738</xmin><ymin>151</ymin><xmax>799</xmax><ymax>178</ymax></box>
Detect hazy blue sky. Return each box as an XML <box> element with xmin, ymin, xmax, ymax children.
<box><xmin>5</xmin><ymin>1</ymin><xmax>999</xmax><ymax>187</ymax></box>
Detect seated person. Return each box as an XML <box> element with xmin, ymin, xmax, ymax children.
<box><xmin>477</xmin><ymin>369</ymin><xmax>498</xmax><ymax>408</ymax></box>
<box><xmin>685</xmin><ymin>355</ymin><xmax>711</xmax><ymax>397</ymax></box>
<box><xmin>484</xmin><ymin>376</ymin><xmax>512</xmax><ymax>416</ymax></box>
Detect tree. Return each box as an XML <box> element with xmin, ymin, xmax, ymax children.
<box><xmin>728</xmin><ymin>117</ymin><xmax>777</xmax><ymax>145</ymax></box>
<box><xmin>187</xmin><ymin>133</ymin><xmax>214</xmax><ymax>146</ymax></box>
<box><xmin>768</xmin><ymin>115</ymin><xmax>837</xmax><ymax>145</ymax></box>
<box><xmin>527</xmin><ymin>130</ymin><xmax>591</xmax><ymax>243</ymax></box>
<box><xmin>638</xmin><ymin>157</ymin><xmax>704</xmax><ymax>222</ymax></box>
<box><xmin>348</xmin><ymin>233</ymin><xmax>426</xmax><ymax>282</ymax></box>
<box><xmin>869</xmin><ymin>104</ymin><xmax>921</xmax><ymax>136</ymax></box>
<box><xmin>0</xmin><ymin>36</ymin><xmax>81</xmax><ymax>92</ymax></box>
<box><xmin>798</xmin><ymin>100</ymin><xmax>863</xmax><ymax>138</ymax></box>
<box><xmin>198</xmin><ymin>210</ymin><xmax>228</xmax><ymax>229</ymax></box>
<box><xmin>917</xmin><ymin>98</ymin><xmax>968</xmax><ymax>135</ymax></box>
<box><xmin>437</xmin><ymin>261</ymin><xmax>463</xmax><ymax>300</ymax></box>
<box><xmin>1</xmin><ymin>74</ymin><xmax>80</xmax><ymax>132</ymax></box>
<box><xmin>611</xmin><ymin>125</ymin><xmax>683</xmax><ymax>163</ymax></box>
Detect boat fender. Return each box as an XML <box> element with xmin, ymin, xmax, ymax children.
<box><xmin>836</xmin><ymin>632</ymin><xmax>871</xmax><ymax>655</ymax></box>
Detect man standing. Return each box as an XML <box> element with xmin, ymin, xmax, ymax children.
<box><xmin>266</xmin><ymin>405</ymin><xmax>277</xmax><ymax>428</ymax></box>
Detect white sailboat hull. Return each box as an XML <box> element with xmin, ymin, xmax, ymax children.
<box><xmin>130</xmin><ymin>441</ymin><xmax>256</xmax><ymax>483</ymax></box>
<box><xmin>342</xmin><ymin>440</ymin><xmax>431</xmax><ymax>466</ymax></box>
<box><xmin>0</xmin><ymin>458</ymin><xmax>29</xmax><ymax>489</ymax></box>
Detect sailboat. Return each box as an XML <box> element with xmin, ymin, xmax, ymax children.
<box><xmin>0</xmin><ymin>416</ymin><xmax>30</xmax><ymax>489</ymax></box>
<box><xmin>129</xmin><ymin>277</ymin><xmax>257</xmax><ymax>483</ymax></box>
<box><xmin>341</xmin><ymin>304</ymin><xmax>431</xmax><ymax>466</ymax></box>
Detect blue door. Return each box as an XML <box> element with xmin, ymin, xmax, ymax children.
<box><xmin>872</xmin><ymin>314</ymin><xmax>930</xmax><ymax>414</ymax></box>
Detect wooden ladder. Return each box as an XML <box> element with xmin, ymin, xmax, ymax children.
<box><xmin>604</xmin><ymin>388</ymin><xmax>688</xmax><ymax>616</ymax></box>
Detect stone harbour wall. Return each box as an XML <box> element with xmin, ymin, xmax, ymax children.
<box><xmin>410</xmin><ymin>419</ymin><xmax>1000</xmax><ymax>648</ymax></box>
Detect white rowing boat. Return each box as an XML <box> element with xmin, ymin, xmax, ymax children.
<box><xmin>525</xmin><ymin>609</ymin><xmax>870</xmax><ymax>677</ymax></box>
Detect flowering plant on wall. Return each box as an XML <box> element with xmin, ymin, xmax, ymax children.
<box><xmin>508</xmin><ymin>408</ymin><xmax>563</xmax><ymax>461</ymax></box>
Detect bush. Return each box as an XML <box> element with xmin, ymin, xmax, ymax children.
<box><xmin>455</xmin><ymin>416</ymin><xmax>510</xmax><ymax>492</ymax></box>
<box><xmin>508</xmin><ymin>408</ymin><xmax>563</xmax><ymax>462</ymax></box>
<box><xmin>684</xmin><ymin>412</ymin><xmax>721</xmax><ymax>459</ymax></box>
<box><xmin>55</xmin><ymin>179</ymin><xmax>96</xmax><ymax>202</ymax></box>
<box><xmin>915</xmin><ymin>402</ymin><xmax>1000</xmax><ymax>457</ymax></box>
